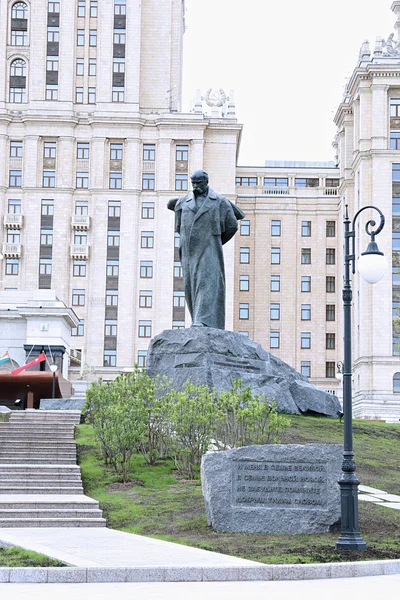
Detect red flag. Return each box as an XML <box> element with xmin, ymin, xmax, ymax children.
<box><xmin>12</xmin><ymin>352</ymin><xmax>46</xmax><ymax>376</ymax></box>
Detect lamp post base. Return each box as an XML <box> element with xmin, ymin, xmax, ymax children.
<box><xmin>336</xmin><ymin>535</ymin><xmax>367</xmax><ymax>551</ymax></box>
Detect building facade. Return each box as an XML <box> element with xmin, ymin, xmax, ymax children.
<box><xmin>1</xmin><ymin>0</ymin><xmax>400</xmax><ymax>419</ymax></box>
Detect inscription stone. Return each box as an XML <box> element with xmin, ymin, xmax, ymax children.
<box><xmin>201</xmin><ymin>444</ymin><xmax>343</xmax><ymax>534</ymax></box>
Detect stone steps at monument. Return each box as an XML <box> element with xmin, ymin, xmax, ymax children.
<box><xmin>0</xmin><ymin>485</ymin><xmax>84</xmax><ymax>495</ymax></box>
<box><xmin>0</xmin><ymin>441</ymin><xmax>76</xmax><ymax>449</ymax></box>
<box><xmin>0</xmin><ymin>508</ymin><xmax>102</xmax><ymax>519</ymax></box>
<box><xmin>0</xmin><ymin>496</ymin><xmax>100</xmax><ymax>510</ymax></box>
<box><xmin>0</xmin><ymin>472</ymin><xmax>81</xmax><ymax>482</ymax></box>
<box><xmin>1</xmin><ymin>457</ymin><xmax>77</xmax><ymax>464</ymax></box>
<box><xmin>0</xmin><ymin>465</ymin><xmax>80</xmax><ymax>474</ymax></box>
<box><xmin>11</xmin><ymin>410</ymin><xmax>81</xmax><ymax>423</ymax></box>
<box><xmin>0</xmin><ymin>434</ymin><xmax>76</xmax><ymax>441</ymax></box>
<box><xmin>0</xmin><ymin>478</ymin><xmax>83</xmax><ymax>488</ymax></box>
<box><xmin>0</xmin><ymin>518</ymin><xmax>105</xmax><ymax>527</ymax></box>
<box><xmin>0</xmin><ymin>453</ymin><xmax>77</xmax><ymax>463</ymax></box>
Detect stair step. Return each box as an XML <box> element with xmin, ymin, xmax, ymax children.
<box><xmin>0</xmin><ymin>487</ymin><xmax>84</xmax><ymax>494</ymax></box>
<box><xmin>0</xmin><ymin>465</ymin><xmax>80</xmax><ymax>472</ymax></box>
<box><xmin>0</xmin><ymin>518</ymin><xmax>106</xmax><ymax>527</ymax></box>
<box><xmin>2</xmin><ymin>458</ymin><xmax>77</xmax><ymax>464</ymax></box>
<box><xmin>0</xmin><ymin>479</ymin><xmax>82</xmax><ymax>486</ymax></box>
<box><xmin>0</xmin><ymin>509</ymin><xmax>102</xmax><ymax>518</ymax></box>
<box><xmin>0</xmin><ymin>497</ymin><xmax>100</xmax><ymax>510</ymax></box>
<box><xmin>0</xmin><ymin>474</ymin><xmax>81</xmax><ymax>481</ymax></box>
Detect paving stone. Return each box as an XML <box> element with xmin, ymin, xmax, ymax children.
<box><xmin>358</xmin><ymin>495</ymin><xmax>385</xmax><ymax>502</ymax></box>
<box><xmin>9</xmin><ymin>568</ymin><xmax>48</xmax><ymax>583</ymax></box>
<box><xmin>126</xmin><ymin>567</ymin><xmax>164</xmax><ymax>582</ymax></box>
<box><xmin>201</xmin><ymin>567</ymin><xmax>239</xmax><ymax>581</ymax></box>
<box><xmin>0</xmin><ymin>569</ymin><xmax>10</xmax><ymax>582</ymax></box>
<box><xmin>238</xmin><ymin>566</ymin><xmax>273</xmax><ymax>581</ymax></box>
<box><xmin>164</xmin><ymin>567</ymin><xmax>203</xmax><ymax>582</ymax></box>
<box><xmin>383</xmin><ymin>560</ymin><xmax>400</xmax><ymax>574</ymax></box>
<box><xmin>352</xmin><ymin>561</ymin><xmax>384</xmax><ymax>577</ymax></box>
<box><xmin>358</xmin><ymin>485</ymin><xmax>387</xmax><ymax>495</ymax></box>
<box><xmin>47</xmin><ymin>568</ymin><xmax>87</xmax><ymax>583</ymax></box>
<box><xmin>86</xmin><ymin>567</ymin><xmax>127</xmax><ymax>582</ymax></box>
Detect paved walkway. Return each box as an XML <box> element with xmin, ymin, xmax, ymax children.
<box><xmin>1</xmin><ymin>575</ymin><xmax>400</xmax><ymax>600</ymax></box>
<box><xmin>359</xmin><ymin>485</ymin><xmax>400</xmax><ymax>509</ymax></box>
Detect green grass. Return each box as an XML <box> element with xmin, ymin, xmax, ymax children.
<box><xmin>76</xmin><ymin>416</ymin><xmax>400</xmax><ymax>564</ymax></box>
<box><xmin>0</xmin><ymin>547</ymin><xmax>65</xmax><ymax>567</ymax></box>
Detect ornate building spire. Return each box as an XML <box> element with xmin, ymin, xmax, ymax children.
<box><xmin>392</xmin><ymin>1</ymin><xmax>400</xmax><ymax>42</ymax></box>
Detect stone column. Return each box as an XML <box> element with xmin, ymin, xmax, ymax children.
<box><xmin>371</xmin><ymin>84</ymin><xmax>389</xmax><ymax>150</ymax></box>
<box><xmin>57</xmin><ymin>137</ymin><xmax>74</xmax><ymax>189</ymax></box>
<box><xmin>124</xmin><ymin>136</ymin><xmax>141</xmax><ymax>190</ymax></box>
<box><xmin>90</xmin><ymin>138</ymin><xmax>106</xmax><ymax>189</ymax></box>
<box><xmin>156</xmin><ymin>139</ymin><xmax>172</xmax><ymax>191</ymax></box>
<box><xmin>23</xmin><ymin>136</ymin><xmax>40</xmax><ymax>188</ymax></box>
<box><xmin>0</xmin><ymin>134</ymin><xmax>7</xmax><ymax>188</ymax></box>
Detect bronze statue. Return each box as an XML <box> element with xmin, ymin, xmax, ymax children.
<box><xmin>168</xmin><ymin>170</ymin><xmax>245</xmax><ymax>329</ymax></box>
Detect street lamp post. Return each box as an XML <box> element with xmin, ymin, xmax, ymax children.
<box><xmin>49</xmin><ymin>362</ymin><xmax>58</xmax><ymax>400</ymax></box>
<box><xmin>336</xmin><ymin>205</ymin><xmax>387</xmax><ymax>551</ymax></box>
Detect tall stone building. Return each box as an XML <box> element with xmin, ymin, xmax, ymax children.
<box><xmin>0</xmin><ymin>0</ymin><xmax>241</xmax><ymax>380</ymax></box>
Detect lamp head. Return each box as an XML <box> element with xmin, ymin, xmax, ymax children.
<box><xmin>49</xmin><ymin>362</ymin><xmax>58</xmax><ymax>373</ymax></box>
<box><xmin>357</xmin><ymin>240</ymin><xmax>388</xmax><ymax>284</ymax></box>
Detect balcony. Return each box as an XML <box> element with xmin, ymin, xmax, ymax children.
<box><xmin>71</xmin><ymin>215</ymin><xmax>90</xmax><ymax>230</ymax></box>
<box><xmin>3</xmin><ymin>214</ymin><xmax>23</xmax><ymax>229</ymax></box>
<box><xmin>263</xmin><ymin>187</ymin><xmax>289</xmax><ymax>196</ymax></box>
<box><xmin>70</xmin><ymin>244</ymin><xmax>89</xmax><ymax>259</ymax></box>
<box><xmin>2</xmin><ymin>243</ymin><xmax>22</xmax><ymax>257</ymax></box>
<box><xmin>324</xmin><ymin>187</ymin><xmax>339</xmax><ymax>196</ymax></box>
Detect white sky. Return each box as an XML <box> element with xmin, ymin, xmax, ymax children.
<box><xmin>182</xmin><ymin>0</ymin><xmax>396</xmax><ymax>166</ymax></box>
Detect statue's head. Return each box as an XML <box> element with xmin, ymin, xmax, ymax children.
<box><xmin>191</xmin><ymin>170</ymin><xmax>209</xmax><ymax>196</ymax></box>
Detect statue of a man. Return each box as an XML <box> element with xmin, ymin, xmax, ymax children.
<box><xmin>168</xmin><ymin>170</ymin><xmax>245</xmax><ymax>330</ymax></box>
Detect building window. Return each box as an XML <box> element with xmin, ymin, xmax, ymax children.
<box><xmin>240</xmin><ymin>247</ymin><xmax>250</xmax><ymax>263</ymax></box>
<box><xmin>138</xmin><ymin>320</ymin><xmax>152</xmax><ymax>338</ymax></box>
<box><xmin>393</xmin><ymin>372</ymin><xmax>400</xmax><ymax>393</ymax></box>
<box><xmin>326</xmin><ymin>276</ymin><xmax>335</xmax><ymax>293</ymax></box>
<box><xmin>296</xmin><ymin>178</ymin><xmax>318</xmax><ymax>188</ymax></box>
<box><xmin>39</xmin><ymin>259</ymin><xmax>52</xmax><ymax>275</ymax></box>
<box><xmin>108</xmin><ymin>200</ymin><xmax>121</xmax><ymax>217</ymax></box>
<box><xmin>41</xmin><ymin>199</ymin><xmax>54</xmax><ymax>216</ymax></box>
<box><xmin>75</xmin><ymin>87</ymin><xmax>84</xmax><ymax>103</ymax></box>
<box><xmin>271</xmin><ymin>275</ymin><xmax>280</xmax><ymax>292</ymax></box>
<box><xmin>239</xmin><ymin>275</ymin><xmax>249</xmax><ymax>291</ymax></box>
<box><xmin>77</xmin><ymin>143</ymin><xmax>89</xmax><ymax>159</ymax></box>
<box><xmin>271</xmin><ymin>220</ymin><xmax>281</xmax><ymax>236</ymax></box>
<box><xmin>73</xmin><ymin>259</ymin><xmax>87</xmax><ymax>277</ymax></box>
<box><xmin>105</xmin><ymin>320</ymin><xmax>117</xmax><ymax>336</ymax></box>
<box><xmin>174</xmin><ymin>232</ymin><xmax>180</xmax><ymax>248</ymax></box>
<box><xmin>48</xmin><ymin>2</ymin><xmax>60</xmax><ymax>12</ymax></box>
<box><xmin>45</xmin><ymin>85</ymin><xmax>58</xmax><ymax>101</ymax></box>
<box><xmin>89</xmin><ymin>30</ymin><xmax>97</xmax><ymax>46</ymax></box>
<box><xmin>46</xmin><ymin>57</ymin><xmax>58</xmax><ymax>71</ymax></box>
<box><xmin>140</xmin><ymin>261</ymin><xmax>153</xmax><ymax>278</ymax></box>
<box><xmin>106</xmin><ymin>290</ymin><xmax>118</xmax><ymax>306</ymax></box>
<box><xmin>90</xmin><ymin>1</ymin><xmax>98</xmax><ymax>17</ymax></box>
<box><xmin>77</xmin><ymin>0</ymin><xmax>86</xmax><ymax>16</ymax></box>
<box><xmin>106</xmin><ymin>260</ymin><xmax>119</xmax><ymax>277</ymax></box>
<box><xmin>141</xmin><ymin>231</ymin><xmax>154</xmax><ymax>248</ymax></box>
<box><xmin>174</xmin><ymin>261</ymin><xmax>183</xmax><ymax>278</ymax></box>
<box><xmin>113</xmin><ymin>58</ymin><xmax>125</xmax><ymax>73</ymax></box>
<box><xmin>44</xmin><ymin>142</ymin><xmax>56</xmax><ymax>159</ymax></box>
<box><xmin>9</xmin><ymin>170</ymin><xmax>22</xmax><ymax>187</ymax></box>
<box><xmin>301</xmin><ymin>248</ymin><xmax>311</xmax><ymax>264</ymax></box>
<box><xmin>137</xmin><ymin>350</ymin><xmax>147</xmax><ymax>368</ymax></box>
<box><xmin>75</xmin><ymin>200</ymin><xmax>88</xmax><ymax>215</ymax></box>
<box><xmin>326</xmin><ymin>221</ymin><xmax>336</xmax><ymax>237</ymax></box>
<box><xmin>109</xmin><ymin>173</ymin><xmax>122</xmax><ymax>189</ymax></box>
<box><xmin>88</xmin><ymin>87</ymin><xmax>96</xmax><ymax>103</ymax></box>
<box><xmin>74</xmin><ymin>231</ymin><xmax>87</xmax><ymax>245</ymax></box>
<box><xmin>264</xmin><ymin>177</ymin><xmax>288</xmax><ymax>187</ymax></box>
<box><xmin>326</xmin><ymin>248</ymin><xmax>336</xmax><ymax>264</ymax></box>
<box><xmin>77</xmin><ymin>29</ymin><xmax>85</xmax><ymax>45</ymax></box>
<box><xmin>301</xmin><ymin>276</ymin><xmax>311</xmax><ymax>292</ymax></box>
<box><xmin>139</xmin><ymin>290</ymin><xmax>153</xmax><ymax>308</ymax></box>
<box><xmin>10</xmin><ymin>141</ymin><xmax>23</xmax><ymax>157</ymax></box>
<box><xmin>40</xmin><ymin>229</ymin><xmax>53</xmax><ymax>245</ymax></box>
<box><xmin>301</xmin><ymin>221</ymin><xmax>311</xmax><ymax>236</ymax></box>
<box><xmin>235</xmin><ymin>177</ymin><xmax>257</xmax><ymax>187</ymax></box>
<box><xmin>104</xmin><ymin>350</ymin><xmax>117</xmax><ymax>367</ymax></box>
<box><xmin>12</xmin><ymin>2</ymin><xmax>28</xmax><ymax>18</ymax></box>
<box><xmin>176</xmin><ymin>145</ymin><xmax>188</xmax><ymax>161</ymax></box>
<box><xmin>7</xmin><ymin>231</ymin><xmax>20</xmax><ymax>244</ymax></box>
<box><xmin>301</xmin><ymin>332</ymin><xmax>311</xmax><ymax>349</ymax></box>
<box><xmin>114</xmin><ymin>0</ymin><xmax>126</xmax><ymax>15</ymax></box>
<box><xmin>240</xmin><ymin>220</ymin><xmax>250</xmax><ymax>235</ymax></box>
<box><xmin>112</xmin><ymin>87</ymin><xmax>124</xmax><ymax>102</ymax></box>
<box><xmin>271</xmin><ymin>247</ymin><xmax>280</xmax><ymax>264</ymax></box>
<box><xmin>301</xmin><ymin>361</ymin><xmax>311</xmax><ymax>378</ymax></box>
<box><xmin>47</xmin><ymin>28</ymin><xmax>59</xmax><ymax>42</ymax></box>
<box><xmin>5</xmin><ymin>258</ymin><xmax>19</xmax><ymax>275</ymax></box>
<box><xmin>172</xmin><ymin>321</ymin><xmax>185</xmax><ymax>329</ymax></box>
<box><xmin>72</xmin><ymin>319</ymin><xmax>85</xmax><ymax>337</ymax></box>
<box><xmin>143</xmin><ymin>144</ymin><xmax>155</xmax><ymax>160</ymax></box>
<box><xmin>173</xmin><ymin>291</ymin><xmax>185</xmax><ymax>307</ymax></box>
<box><xmin>326</xmin><ymin>333</ymin><xmax>335</xmax><ymax>349</ymax></box>
<box><xmin>113</xmin><ymin>30</ymin><xmax>126</xmax><ymax>44</ymax></box>
<box><xmin>326</xmin><ymin>179</ymin><xmax>339</xmax><ymax>188</ymax></box>
<box><xmin>301</xmin><ymin>304</ymin><xmax>311</xmax><ymax>320</ymax></box>
<box><xmin>141</xmin><ymin>202</ymin><xmax>154</xmax><ymax>219</ymax></box>
<box><xmin>326</xmin><ymin>305</ymin><xmax>335</xmax><ymax>321</ymax></box>
<box><xmin>107</xmin><ymin>231</ymin><xmax>120</xmax><ymax>247</ymax></box>
<box><xmin>142</xmin><ymin>173</ymin><xmax>155</xmax><ymax>190</ymax></box>
<box><xmin>110</xmin><ymin>143</ymin><xmax>123</xmax><ymax>160</ymax></box>
<box><xmin>239</xmin><ymin>303</ymin><xmax>249</xmax><ymax>319</ymax></box>
<box><xmin>270</xmin><ymin>303</ymin><xmax>280</xmax><ymax>320</ymax></box>
<box><xmin>390</xmin><ymin>133</ymin><xmax>400</xmax><ymax>150</ymax></box>
<box><xmin>175</xmin><ymin>174</ymin><xmax>188</xmax><ymax>191</ymax></box>
<box><xmin>9</xmin><ymin>87</ymin><xmax>26</xmax><ymax>103</ymax></box>
<box><xmin>76</xmin><ymin>58</ymin><xmax>84</xmax><ymax>76</ymax></box>
<box><xmin>8</xmin><ymin>199</ymin><xmax>21</xmax><ymax>214</ymax></box>
<box><xmin>270</xmin><ymin>331</ymin><xmax>280</xmax><ymax>349</ymax></box>
<box><xmin>43</xmin><ymin>171</ymin><xmax>55</xmax><ymax>188</ymax></box>
<box><xmin>72</xmin><ymin>289</ymin><xmax>85</xmax><ymax>306</ymax></box>
<box><xmin>11</xmin><ymin>29</ymin><xmax>28</xmax><ymax>46</ymax></box>
<box><xmin>89</xmin><ymin>58</ymin><xmax>96</xmax><ymax>76</ymax></box>
<box><xmin>76</xmin><ymin>172</ymin><xmax>89</xmax><ymax>188</ymax></box>
<box><xmin>326</xmin><ymin>362</ymin><xmax>335</xmax><ymax>378</ymax></box>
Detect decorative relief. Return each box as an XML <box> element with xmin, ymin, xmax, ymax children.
<box><xmin>203</xmin><ymin>88</ymin><xmax>227</xmax><ymax>107</ymax></box>
<box><xmin>43</xmin><ymin>158</ymin><xmax>56</xmax><ymax>169</ymax></box>
<box><xmin>110</xmin><ymin>159</ymin><xmax>122</xmax><ymax>172</ymax></box>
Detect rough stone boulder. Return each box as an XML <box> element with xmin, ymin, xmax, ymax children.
<box><xmin>146</xmin><ymin>328</ymin><xmax>341</xmax><ymax>417</ymax></box>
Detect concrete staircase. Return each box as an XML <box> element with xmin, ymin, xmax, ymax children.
<box><xmin>0</xmin><ymin>410</ymin><xmax>106</xmax><ymax>527</ymax></box>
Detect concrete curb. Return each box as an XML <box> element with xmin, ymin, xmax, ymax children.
<box><xmin>0</xmin><ymin>560</ymin><xmax>400</xmax><ymax>583</ymax></box>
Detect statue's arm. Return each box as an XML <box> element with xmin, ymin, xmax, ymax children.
<box><xmin>167</xmin><ymin>197</ymin><xmax>179</xmax><ymax>211</ymax></box>
<box><xmin>221</xmin><ymin>198</ymin><xmax>242</xmax><ymax>245</ymax></box>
